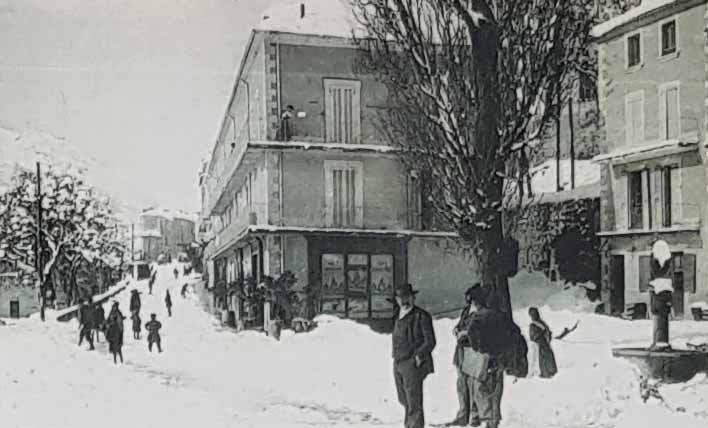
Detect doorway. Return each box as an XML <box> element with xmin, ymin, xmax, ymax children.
<box><xmin>609</xmin><ymin>255</ymin><xmax>625</xmax><ymax>315</ymax></box>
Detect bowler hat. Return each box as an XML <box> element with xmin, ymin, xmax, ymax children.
<box><xmin>394</xmin><ymin>283</ymin><xmax>419</xmax><ymax>298</ymax></box>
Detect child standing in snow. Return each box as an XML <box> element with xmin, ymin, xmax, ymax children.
<box><xmin>165</xmin><ymin>290</ymin><xmax>173</xmax><ymax>317</ymax></box>
<box><xmin>528</xmin><ymin>307</ymin><xmax>557</xmax><ymax>379</ymax></box>
<box><xmin>145</xmin><ymin>313</ymin><xmax>163</xmax><ymax>353</ymax></box>
<box><xmin>131</xmin><ymin>311</ymin><xmax>142</xmax><ymax>340</ymax></box>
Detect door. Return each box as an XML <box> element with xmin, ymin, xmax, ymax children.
<box><xmin>671</xmin><ymin>253</ymin><xmax>685</xmax><ymax>318</ymax></box>
<box><xmin>610</xmin><ymin>255</ymin><xmax>625</xmax><ymax>314</ymax></box>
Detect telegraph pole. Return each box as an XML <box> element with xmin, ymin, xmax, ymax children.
<box><xmin>36</xmin><ymin>162</ymin><xmax>45</xmax><ymax>322</ymax></box>
<box><xmin>569</xmin><ymin>96</ymin><xmax>576</xmax><ymax>190</ymax></box>
<box><xmin>131</xmin><ymin>223</ymin><xmax>135</xmax><ymax>278</ymax></box>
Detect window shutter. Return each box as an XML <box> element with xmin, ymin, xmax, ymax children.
<box><xmin>670</xmin><ymin>167</ymin><xmax>681</xmax><ymax>223</ymax></box>
<box><xmin>625</xmin><ymin>99</ymin><xmax>634</xmax><ymax>144</ymax></box>
<box><xmin>652</xmin><ymin>169</ymin><xmax>663</xmax><ymax>227</ymax></box>
<box><xmin>615</xmin><ymin>174</ymin><xmax>628</xmax><ymax>230</ymax></box>
<box><xmin>632</xmin><ymin>99</ymin><xmax>643</xmax><ymax>144</ymax></box>
<box><xmin>351</xmin><ymin>85</ymin><xmax>361</xmax><ymax>144</ymax></box>
<box><xmin>325</xmin><ymin>166</ymin><xmax>335</xmax><ymax>225</ymax></box>
<box><xmin>666</xmin><ymin>87</ymin><xmax>679</xmax><ymax>139</ymax></box>
<box><xmin>639</xmin><ymin>255</ymin><xmax>651</xmax><ymax>292</ymax></box>
<box><xmin>684</xmin><ymin>254</ymin><xmax>696</xmax><ymax>293</ymax></box>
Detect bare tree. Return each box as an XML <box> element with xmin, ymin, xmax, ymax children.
<box><xmin>353</xmin><ymin>0</ymin><xmax>623</xmax><ymax>314</ymax></box>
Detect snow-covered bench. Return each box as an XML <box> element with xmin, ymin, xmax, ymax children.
<box><xmin>690</xmin><ymin>302</ymin><xmax>708</xmax><ymax>321</ymax></box>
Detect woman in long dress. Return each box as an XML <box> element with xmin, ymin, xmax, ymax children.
<box><xmin>528</xmin><ymin>307</ymin><xmax>558</xmax><ymax>378</ymax></box>
<box><xmin>106</xmin><ymin>302</ymin><xmax>126</xmax><ymax>364</ymax></box>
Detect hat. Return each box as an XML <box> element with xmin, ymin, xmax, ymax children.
<box><xmin>131</xmin><ymin>289</ymin><xmax>141</xmax><ymax>294</ymax></box>
<box><xmin>465</xmin><ymin>284</ymin><xmax>487</xmax><ymax>304</ymax></box>
<box><xmin>464</xmin><ymin>283</ymin><xmax>482</xmax><ymax>297</ymax></box>
<box><xmin>394</xmin><ymin>283</ymin><xmax>419</xmax><ymax>298</ymax></box>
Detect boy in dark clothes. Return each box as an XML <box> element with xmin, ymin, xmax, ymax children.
<box><xmin>78</xmin><ymin>299</ymin><xmax>95</xmax><ymax>350</ymax></box>
<box><xmin>145</xmin><ymin>313</ymin><xmax>163</xmax><ymax>353</ymax></box>
<box><xmin>131</xmin><ymin>311</ymin><xmax>142</xmax><ymax>340</ymax></box>
<box><xmin>165</xmin><ymin>290</ymin><xmax>172</xmax><ymax>317</ymax></box>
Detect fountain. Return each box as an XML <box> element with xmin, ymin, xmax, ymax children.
<box><xmin>612</xmin><ymin>240</ymin><xmax>708</xmax><ymax>383</ymax></box>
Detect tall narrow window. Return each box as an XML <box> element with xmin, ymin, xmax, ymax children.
<box><xmin>659</xmin><ymin>83</ymin><xmax>680</xmax><ymax>140</ymax></box>
<box><xmin>625</xmin><ymin>91</ymin><xmax>644</xmax><ymax>145</ymax></box>
<box><xmin>325</xmin><ymin>161</ymin><xmax>363</xmax><ymax>228</ymax></box>
<box><xmin>661</xmin><ymin>166</ymin><xmax>673</xmax><ymax>227</ymax></box>
<box><xmin>628</xmin><ymin>170</ymin><xmax>644</xmax><ymax>229</ymax></box>
<box><xmin>324</xmin><ymin>79</ymin><xmax>361</xmax><ymax>144</ymax></box>
<box><xmin>660</xmin><ymin>20</ymin><xmax>677</xmax><ymax>56</ymax></box>
<box><xmin>627</xmin><ymin>33</ymin><xmax>641</xmax><ymax>67</ymax></box>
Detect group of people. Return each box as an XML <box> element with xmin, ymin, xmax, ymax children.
<box><xmin>76</xmin><ymin>283</ymin><xmax>173</xmax><ymax>364</ymax></box>
<box><xmin>391</xmin><ymin>282</ymin><xmax>558</xmax><ymax>428</ymax></box>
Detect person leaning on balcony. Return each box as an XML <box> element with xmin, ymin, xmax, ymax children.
<box><xmin>278</xmin><ymin>105</ymin><xmax>295</xmax><ymax>142</ymax></box>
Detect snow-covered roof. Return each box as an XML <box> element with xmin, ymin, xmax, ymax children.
<box><xmin>135</xmin><ymin>229</ymin><xmax>162</xmax><ymax>238</ymax></box>
<box><xmin>530</xmin><ymin>159</ymin><xmax>601</xmax><ymax>195</ymax></box>
<box><xmin>591</xmin><ymin>0</ymin><xmax>687</xmax><ymax>39</ymax></box>
<box><xmin>592</xmin><ymin>133</ymin><xmax>699</xmax><ymax>163</ymax></box>
<box><xmin>140</xmin><ymin>208</ymin><xmax>198</xmax><ymax>223</ymax></box>
<box><xmin>249</xmin><ymin>140</ymin><xmax>398</xmax><ymax>153</ymax></box>
<box><xmin>257</xmin><ymin>0</ymin><xmax>365</xmax><ymax>39</ymax></box>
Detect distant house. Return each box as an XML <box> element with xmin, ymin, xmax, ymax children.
<box><xmin>134</xmin><ymin>208</ymin><xmax>197</xmax><ymax>263</ymax></box>
<box><xmin>592</xmin><ymin>0</ymin><xmax>708</xmax><ymax>318</ymax></box>
<box><xmin>0</xmin><ymin>259</ymin><xmax>37</xmax><ymax>318</ymax></box>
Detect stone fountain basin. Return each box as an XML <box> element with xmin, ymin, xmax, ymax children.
<box><xmin>613</xmin><ymin>347</ymin><xmax>708</xmax><ymax>383</ymax></box>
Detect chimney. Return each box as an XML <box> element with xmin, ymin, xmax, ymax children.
<box><xmin>300</xmin><ymin>3</ymin><xmax>305</xmax><ymax>19</ymax></box>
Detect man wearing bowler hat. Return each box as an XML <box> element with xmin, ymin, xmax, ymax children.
<box><xmin>392</xmin><ymin>283</ymin><xmax>436</xmax><ymax>428</ymax></box>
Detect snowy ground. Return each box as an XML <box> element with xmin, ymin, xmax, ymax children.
<box><xmin>2</xmin><ymin>263</ymin><xmax>708</xmax><ymax>428</ymax></box>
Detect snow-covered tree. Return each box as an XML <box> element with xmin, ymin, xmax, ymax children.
<box><xmin>0</xmin><ymin>167</ymin><xmax>126</xmax><ymax>303</ymax></box>
<box><xmin>353</xmin><ymin>0</ymin><xmax>625</xmax><ymax>314</ymax></box>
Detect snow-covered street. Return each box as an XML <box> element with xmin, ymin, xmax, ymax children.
<box><xmin>2</xmin><ymin>264</ymin><xmax>708</xmax><ymax>428</ymax></box>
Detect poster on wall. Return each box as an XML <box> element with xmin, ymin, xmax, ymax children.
<box><xmin>371</xmin><ymin>254</ymin><xmax>393</xmax><ymax>318</ymax></box>
<box><xmin>321</xmin><ymin>254</ymin><xmax>346</xmax><ymax>315</ymax></box>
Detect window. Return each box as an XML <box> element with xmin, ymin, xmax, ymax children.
<box><xmin>625</xmin><ymin>91</ymin><xmax>644</xmax><ymax>145</ymax></box>
<box><xmin>660</xmin><ymin>20</ymin><xmax>677</xmax><ymax>56</ymax></box>
<box><xmin>628</xmin><ymin>170</ymin><xmax>644</xmax><ymax>229</ymax></box>
<box><xmin>627</xmin><ymin>33</ymin><xmax>642</xmax><ymax>67</ymax></box>
<box><xmin>324</xmin><ymin>79</ymin><xmax>361</xmax><ymax>144</ymax></box>
<box><xmin>324</xmin><ymin>161</ymin><xmax>364</xmax><ymax>228</ymax></box>
<box><xmin>660</xmin><ymin>166</ymin><xmax>673</xmax><ymax>227</ymax></box>
<box><xmin>578</xmin><ymin>74</ymin><xmax>596</xmax><ymax>102</ymax></box>
<box><xmin>659</xmin><ymin>82</ymin><xmax>680</xmax><ymax>140</ymax></box>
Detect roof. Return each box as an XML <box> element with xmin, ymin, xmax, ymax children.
<box><xmin>257</xmin><ymin>0</ymin><xmax>364</xmax><ymax>39</ymax></box>
<box><xmin>140</xmin><ymin>208</ymin><xmax>198</xmax><ymax>223</ymax></box>
<box><xmin>591</xmin><ymin>0</ymin><xmax>697</xmax><ymax>39</ymax></box>
<box><xmin>592</xmin><ymin>132</ymin><xmax>699</xmax><ymax>164</ymax></box>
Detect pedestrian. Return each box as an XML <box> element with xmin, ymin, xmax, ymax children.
<box><xmin>165</xmin><ymin>290</ymin><xmax>172</xmax><ymax>317</ymax></box>
<box><xmin>446</xmin><ymin>284</ymin><xmax>483</xmax><ymax>427</ymax></box>
<box><xmin>93</xmin><ymin>303</ymin><xmax>106</xmax><ymax>343</ymax></box>
<box><xmin>528</xmin><ymin>307</ymin><xmax>558</xmax><ymax>379</ymax></box>
<box><xmin>130</xmin><ymin>289</ymin><xmax>141</xmax><ymax>316</ymax></box>
<box><xmin>173</xmin><ymin>268</ymin><xmax>178</xmax><ymax>279</ymax></box>
<box><xmin>131</xmin><ymin>311</ymin><xmax>142</xmax><ymax>340</ymax></box>
<box><xmin>181</xmin><ymin>283</ymin><xmax>189</xmax><ymax>298</ymax></box>
<box><xmin>148</xmin><ymin>270</ymin><xmax>156</xmax><ymax>295</ymax></box>
<box><xmin>392</xmin><ymin>283</ymin><xmax>436</xmax><ymax>428</ymax></box>
<box><xmin>460</xmin><ymin>286</ymin><xmax>517</xmax><ymax>428</ymax></box>
<box><xmin>77</xmin><ymin>298</ymin><xmax>95</xmax><ymax>350</ymax></box>
<box><xmin>145</xmin><ymin>313</ymin><xmax>163</xmax><ymax>353</ymax></box>
<box><xmin>106</xmin><ymin>301</ymin><xmax>125</xmax><ymax>364</ymax></box>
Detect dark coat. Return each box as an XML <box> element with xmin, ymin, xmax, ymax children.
<box><xmin>530</xmin><ymin>321</ymin><xmax>558</xmax><ymax>378</ymax></box>
<box><xmin>130</xmin><ymin>293</ymin><xmax>141</xmax><ymax>313</ymax></box>
<box><xmin>94</xmin><ymin>306</ymin><xmax>106</xmax><ymax>328</ymax></box>
<box><xmin>131</xmin><ymin>313</ymin><xmax>142</xmax><ymax>333</ymax></box>
<box><xmin>392</xmin><ymin>306</ymin><xmax>436</xmax><ymax>376</ymax></box>
<box><xmin>78</xmin><ymin>304</ymin><xmax>95</xmax><ymax>329</ymax></box>
<box><xmin>452</xmin><ymin>306</ymin><xmax>474</xmax><ymax>367</ymax></box>
<box><xmin>145</xmin><ymin>319</ymin><xmax>162</xmax><ymax>341</ymax></box>
<box><xmin>106</xmin><ymin>320</ymin><xmax>123</xmax><ymax>352</ymax></box>
<box><xmin>165</xmin><ymin>293</ymin><xmax>172</xmax><ymax>307</ymax></box>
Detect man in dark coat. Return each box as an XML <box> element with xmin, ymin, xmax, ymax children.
<box><xmin>77</xmin><ymin>299</ymin><xmax>95</xmax><ymax>350</ymax></box>
<box><xmin>446</xmin><ymin>285</ymin><xmax>482</xmax><ymax>427</ymax></box>
<box><xmin>462</xmin><ymin>287</ymin><xmax>516</xmax><ymax>428</ymax></box>
<box><xmin>93</xmin><ymin>303</ymin><xmax>106</xmax><ymax>343</ymax></box>
<box><xmin>392</xmin><ymin>283</ymin><xmax>436</xmax><ymax>428</ymax></box>
<box><xmin>129</xmin><ymin>290</ymin><xmax>141</xmax><ymax>316</ymax></box>
<box><xmin>165</xmin><ymin>290</ymin><xmax>172</xmax><ymax>317</ymax></box>
<box><xmin>145</xmin><ymin>313</ymin><xmax>163</xmax><ymax>353</ymax></box>
<box><xmin>148</xmin><ymin>270</ymin><xmax>156</xmax><ymax>295</ymax></box>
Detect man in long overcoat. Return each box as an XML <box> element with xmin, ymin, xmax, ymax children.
<box><xmin>392</xmin><ymin>283</ymin><xmax>436</xmax><ymax>428</ymax></box>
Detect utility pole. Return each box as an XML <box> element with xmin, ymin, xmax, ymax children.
<box><xmin>36</xmin><ymin>162</ymin><xmax>45</xmax><ymax>322</ymax></box>
<box><xmin>569</xmin><ymin>96</ymin><xmax>576</xmax><ymax>190</ymax></box>
<box><xmin>556</xmin><ymin>92</ymin><xmax>562</xmax><ymax>192</ymax></box>
<box><xmin>131</xmin><ymin>223</ymin><xmax>135</xmax><ymax>278</ymax></box>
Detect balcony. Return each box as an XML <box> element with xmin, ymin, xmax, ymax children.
<box><xmin>211</xmin><ymin>202</ymin><xmax>268</xmax><ymax>257</ymax></box>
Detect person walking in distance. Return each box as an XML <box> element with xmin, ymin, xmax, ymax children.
<box><xmin>106</xmin><ymin>301</ymin><xmax>126</xmax><ymax>364</ymax></box>
<box><xmin>148</xmin><ymin>269</ymin><xmax>156</xmax><ymax>295</ymax></box>
<box><xmin>93</xmin><ymin>302</ymin><xmax>106</xmax><ymax>343</ymax></box>
<box><xmin>129</xmin><ymin>289</ymin><xmax>141</xmax><ymax>317</ymax></box>
<box><xmin>77</xmin><ymin>298</ymin><xmax>95</xmax><ymax>350</ymax></box>
<box><xmin>392</xmin><ymin>283</ymin><xmax>436</xmax><ymax>428</ymax></box>
<box><xmin>145</xmin><ymin>313</ymin><xmax>163</xmax><ymax>353</ymax></box>
<box><xmin>131</xmin><ymin>311</ymin><xmax>142</xmax><ymax>340</ymax></box>
<box><xmin>165</xmin><ymin>290</ymin><xmax>172</xmax><ymax>317</ymax></box>
<box><xmin>446</xmin><ymin>284</ymin><xmax>483</xmax><ymax>427</ymax></box>
<box><xmin>528</xmin><ymin>307</ymin><xmax>558</xmax><ymax>379</ymax></box>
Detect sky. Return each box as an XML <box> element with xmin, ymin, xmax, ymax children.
<box><xmin>0</xmin><ymin>0</ymin><xmax>282</xmax><ymax>214</ymax></box>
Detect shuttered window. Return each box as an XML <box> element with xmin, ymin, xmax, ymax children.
<box><xmin>325</xmin><ymin>161</ymin><xmax>363</xmax><ymax>227</ymax></box>
<box><xmin>324</xmin><ymin>79</ymin><xmax>361</xmax><ymax>144</ymax></box>
<box><xmin>659</xmin><ymin>83</ymin><xmax>680</xmax><ymax>140</ymax></box>
<box><xmin>684</xmin><ymin>253</ymin><xmax>696</xmax><ymax>293</ymax></box>
<box><xmin>625</xmin><ymin>91</ymin><xmax>644</xmax><ymax>145</ymax></box>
